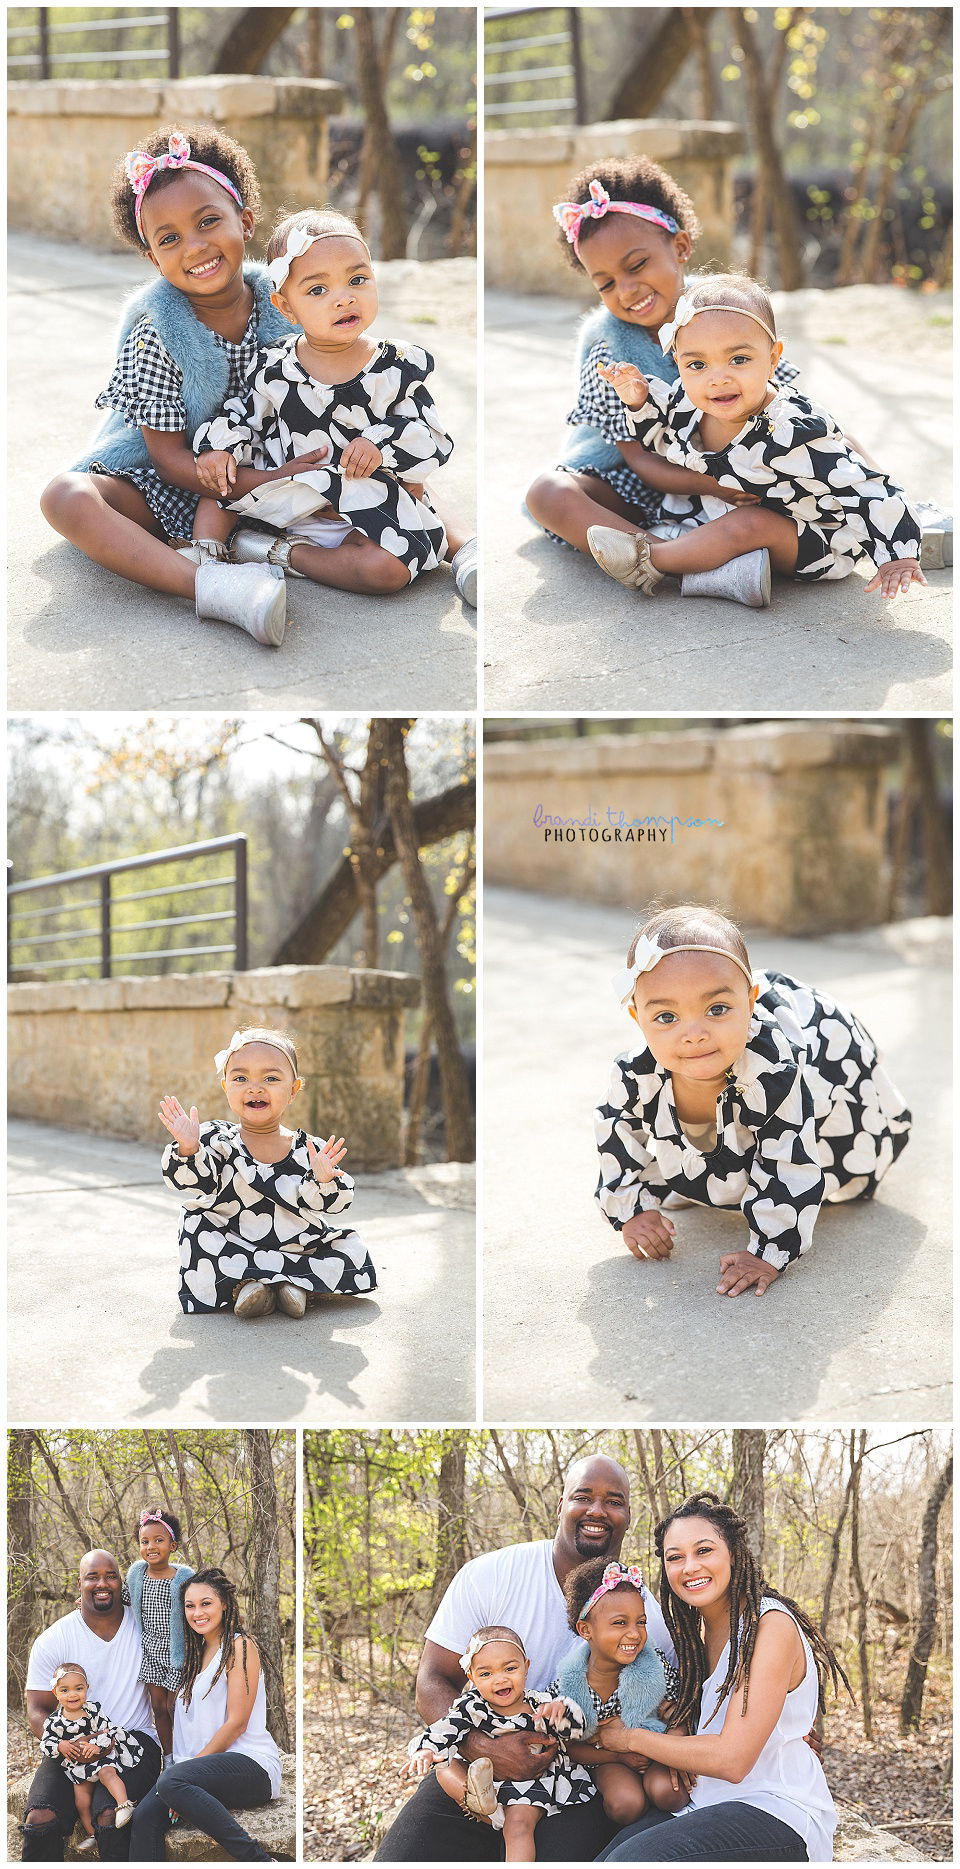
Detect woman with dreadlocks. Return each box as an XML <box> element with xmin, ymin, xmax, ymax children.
<box><xmin>128</xmin><ymin>1569</ymin><xmax>282</xmax><ymax>1862</ymax></box>
<box><xmin>593</xmin><ymin>1494</ymin><xmax>849</xmax><ymax>1861</ymax></box>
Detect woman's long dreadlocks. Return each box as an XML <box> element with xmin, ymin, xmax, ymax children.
<box><xmin>655</xmin><ymin>1493</ymin><xmax>852</xmax><ymax>1731</ymax></box>
<box><xmin>179</xmin><ymin>1567</ymin><xmax>250</xmax><ymax>1709</ymax></box>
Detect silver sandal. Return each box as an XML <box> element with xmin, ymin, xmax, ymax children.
<box><xmin>231</xmin><ymin>529</ymin><xmax>311</xmax><ymax>578</ymax></box>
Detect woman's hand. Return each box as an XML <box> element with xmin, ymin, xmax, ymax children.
<box><xmin>594</xmin><ymin>1715</ymin><xmax>651</xmax><ymax>1772</ymax></box>
<box><xmin>158</xmin><ymin>1097</ymin><xmax>201</xmax><ymax>1156</ymax></box>
<box><xmin>405</xmin><ymin>1749</ymin><xmax>436</xmax><ymax>1778</ymax></box>
<box><xmin>622</xmin><ymin>1209</ymin><xmax>676</xmax><ymax>1261</ymax></box>
<box><xmin>340</xmin><ymin>438</ymin><xmax>383</xmax><ymax>479</ymax></box>
<box><xmin>306</xmin><ymin>1135</ymin><xmax>347</xmax><ymax>1183</ymax></box>
<box><xmin>597</xmin><ymin>360</ymin><xmax>649</xmax><ymax>410</ymax></box>
<box><xmin>716</xmin><ymin>1251</ymin><xmax>781</xmax><ymax>1297</ymax></box>
<box><xmin>195</xmin><ymin>450</ymin><xmax>238</xmax><ymax>497</ymax></box>
<box><xmin>863</xmin><ymin>558</ymin><xmax>927</xmax><ymax>600</ymax></box>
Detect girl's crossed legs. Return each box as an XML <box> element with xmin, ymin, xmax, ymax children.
<box><xmin>40</xmin><ymin>471</ymin><xmax>198</xmax><ymax>599</ymax></box>
<box><xmin>527</xmin><ymin>469</ymin><xmax>800</xmax><ymax>576</ymax></box>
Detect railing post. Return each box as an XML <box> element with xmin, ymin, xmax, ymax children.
<box><xmin>39</xmin><ymin>6</ymin><xmax>50</xmax><ymax>80</ymax></box>
<box><xmin>569</xmin><ymin>7</ymin><xmax>586</xmax><ymax>124</ymax></box>
<box><xmin>6</xmin><ymin>861</ymin><xmax>12</xmax><ymax>982</ymax></box>
<box><xmin>167</xmin><ymin>7</ymin><xmax>179</xmax><ymax>79</ymax></box>
<box><xmin>234</xmin><ymin>838</ymin><xmax>248</xmax><ymax>973</ymax></box>
<box><xmin>100</xmin><ymin>873</ymin><xmax>111</xmax><ymax>979</ymax></box>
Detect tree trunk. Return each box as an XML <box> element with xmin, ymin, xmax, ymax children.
<box><xmin>353</xmin><ymin>10</ymin><xmax>408</xmax><ymax>259</ymax></box>
<box><xmin>731</xmin><ymin>9</ymin><xmax>805</xmax><ymax>291</ymax></box>
<box><xmin>427</xmin><ymin>1433</ymin><xmax>469</xmax><ymax>1618</ymax></box>
<box><xmin>382</xmin><ymin>721</ymin><xmax>474</xmax><ymax>1160</ymax></box>
<box><xmin>8</xmin><ymin>1430</ymin><xmax>37</xmax><ymax>1709</ymax></box>
<box><xmin>905</xmin><ymin>721</ymin><xmax>952</xmax><ymax>916</ymax></box>
<box><xmin>164</xmin><ymin>1432</ymin><xmax>203</xmax><ymax>1570</ymax></box>
<box><xmin>848</xmin><ymin>1430</ymin><xmax>872</xmax><ymax>1738</ymax></box>
<box><xmin>33</xmin><ymin>1434</ymin><xmax>91</xmax><ymax>1545</ymax></box>
<box><xmin>307</xmin><ymin>721</ymin><xmax>387</xmax><ymax>969</ymax></box>
<box><xmin>244</xmin><ymin>1431</ymin><xmax>290</xmax><ymax>1749</ymax></box>
<box><xmin>609</xmin><ymin>11</ymin><xmax>709</xmax><ymax>119</ymax></box>
<box><xmin>271</xmin><ymin>777</ymin><xmax>475</xmax><ymax>965</ymax></box>
<box><xmin>448</xmin><ymin>119</ymin><xmax>477</xmax><ymax>257</ymax></box>
<box><xmin>731</xmin><ymin>1430</ymin><xmax>766</xmax><ymax>1568</ymax></box>
<box><xmin>899</xmin><ymin>1454</ymin><xmax>952</xmax><ymax>1732</ymax></box>
<box><xmin>683</xmin><ymin>9</ymin><xmax>716</xmax><ymax>118</ymax></box>
<box><xmin>214</xmin><ymin>7</ymin><xmax>297</xmax><ymax>73</ymax></box>
<box><xmin>405</xmin><ymin>844</ymin><xmax>475</xmax><ymax>1165</ymax></box>
<box><xmin>490</xmin><ymin>1431</ymin><xmax>533</xmax><ymax>1537</ymax></box>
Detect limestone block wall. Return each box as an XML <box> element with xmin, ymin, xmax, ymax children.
<box><xmin>8</xmin><ymin>75</ymin><xmax>343</xmax><ymax>252</ymax></box>
<box><xmin>484</xmin><ymin>722</ymin><xmax>898</xmax><ymax>934</ymax></box>
<box><xmin>485</xmin><ymin>119</ymin><xmax>744</xmax><ymax>295</ymax></box>
<box><xmin>7</xmin><ymin>965</ymin><xmax>419</xmax><ymax>1168</ymax></box>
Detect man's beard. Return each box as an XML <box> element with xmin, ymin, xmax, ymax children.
<box><xmin>574</xmin><ymin>1524</ymin><xmax>613</xmax><ymax>1557</ymax></box>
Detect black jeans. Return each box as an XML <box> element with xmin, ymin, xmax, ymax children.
<box><xmin>20</xmin><ymin>1731</ymin><xmax>162</xmax><ymax>1862</ymax></box>
<box><xmin>375</xmin><ymin>1772</ymin><xmax>619</xmax><ymax>1861</ymax></box>
<box><xmin>128</xmin><ymin>1753</ymin><xmax>274</xmax><ymax>1862</ymax></box>
<box><xmin>596</xmin><ymin>1803</ymin><xmax>809</xmax><ymax>1861</ymax></box>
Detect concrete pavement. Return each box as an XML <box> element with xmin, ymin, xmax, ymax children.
<box><xmin>10</xmin><ymin>235</ymin><xmax>476</xmax><ymax>710</ymax></box>
<box><xmin>482</xmin><ymin>888</ymin><xmax>951</xmax><ymax>1422</ymax></box>
<box><xmin>483</xmin><ymin>286</ymin><xmax>952</xmax><ymax>712</ymax></box>
<box><xmin>8</xmin><ymin>1120</ymin><xmax>475</xmax><ymax>1423</ymax></box>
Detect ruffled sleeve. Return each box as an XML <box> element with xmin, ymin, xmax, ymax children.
<box><xmin>595</xmin><ymin>1055</ymin><xmax>671</xmax><ymax>1228</ymax></box>
<box><xmin>95</xmin><ymin>319</ymin><xmax>187</xmax><ymax>434</ymax></box>
<box><xmin>358</xmin><ymin>344</ymin><xmax>454</xmax><ymax>481</ymax></box>
<box><xmin>160</xmin><ymin>1122</ymin><xmax>235</xmax><ymax>1208</ymax></box>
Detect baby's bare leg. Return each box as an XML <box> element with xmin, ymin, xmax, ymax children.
<box><xmin>501</xmin><ymin>1802</ymin><xmax>542</xmax><ymax>1862</ymax></box>
<box><xmin>434</xmin><ymin>1758</ymin><xmax>471</xmax><ymax>1808</ymax></box>
<box><xmin>287</xmin><ymin>535</ymin><xmax>410</xmax><ymax>594</ymax></box>
<box><xmin>73</xmin><ymin>1781</ymin><xmax>95</xmax><ymax>1836</ymax></box>
<box><xmin>95</xmin><ymin>1764</ymin><xmax>128</xmax><ymax>1807</ymax></box>
<box><xmin>193</xmin><ymin>496</ymin><xmax>235</xmax><ymax>543</ymax></box>
<box><xmin>594</xmin><ymin>1761</ymin><xmax>649</xmax><ymax>1824</ymax></box>
<box><xmin>647</xmin><ymin>505</ymin><xmax>800</xmax><ymax>577</ymax></box>
<box><xmin>643</xmin><ymin>1762</ymin><xmax>690</xmax><ymax>1812</ymax></box>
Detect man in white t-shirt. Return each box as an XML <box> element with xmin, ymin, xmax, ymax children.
<box><xmin>376</xmin><ymin>1454</ymin><xmax>677</xmax><ymax>1862</ymax></box>
<box><xmin>20</xmin><ymin>1549</ymin><xmax>163</xmax><ymax>1862</ymax></box>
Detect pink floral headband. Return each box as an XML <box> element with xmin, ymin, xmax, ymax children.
<box><xmin>125</xmin><ymin>132</ymin><xmax>244</xmax><ymax>241</ymax></box>
<box><xmin>553</xmin><ymin>178</ymin><xmax>679</xmax><ymax>259</ymax></box>
<box><xmin>580</xmin><ymin>1561</ymin><xmax>645</xmax><ymax>1619</ymax></box>
<box><xmin>140</xmin><ymin>1508</ymin><xmax>177</xmax><ymax>1541</ymax></box>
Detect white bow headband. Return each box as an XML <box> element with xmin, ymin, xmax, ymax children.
<box><xmin>612</xmin><ymin>936</ymin><xmax>754</xmax><ymax>1008</ymax></box>
<box><xmin>658</xmin><ymin>292</ymin><xmax>778</xmax><ymax>355</ymax></box>
<box><xmin>215</xmin><ymin>1031</ymin><xmax>299</xmax><ymax>1076</ymax></box>
<box><xmin>268</xmin><ymin>226</ymin><xmax>372</xmax><ymax>291</ymax></box>
<box><xmin>459</xmin><ymin>1633</ymin><xmax>527</xmax><ymax>1673</ymax></box>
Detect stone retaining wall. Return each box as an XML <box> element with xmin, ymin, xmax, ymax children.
<box><xmin>8</xmin><ymin>75</ymin><xmax>343</xmax><ymax>252</ymax></box>
<box><xmin>484</xmin><ymin>722</ymin><xmax>899</xmax><ymax>934</ymax></box>
<box><xmin>485</xmin><ymin>118</ymin><xmax>744</xmax><ymax>295</ymax></box>
<box><xmin>7</xmin><ymin>965</ymin><xmax>419</xmax><ymax>1168</ymax></box>
<box><xmin>8</xmin><ymin>1753</ymin><xmax>295</xmax><ymax>1861</ymax></box>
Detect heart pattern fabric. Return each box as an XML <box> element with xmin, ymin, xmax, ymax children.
<box><xmin>161</xmin><ymin>1122</ymin><xmax>377</xmax><ymax>1314</ymax></box>
<box><xmin>408</xmin><ymin>1684</ymin><xmax>596</xmax><ymax>1818</ymax></box>
<box><xmin>596</xmin><ymin>967</ymin><xmax>911</xmax><ymax>1268</ymax></box>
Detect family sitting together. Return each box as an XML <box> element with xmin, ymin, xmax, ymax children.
<box><xmin>377</xmin><ymin>1456</ymin><xmax>847</xmax><ymax>1863</ymax></box>
<box><xmin>19</xmin><ymin>1512</ymin><xmax>282</xmax><ymax>1862</ymax></box>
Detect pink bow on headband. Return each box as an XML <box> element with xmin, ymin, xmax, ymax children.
<box><xmin>552</xmin><ymin>178</ymin><xmax>679</xmax><ymax>257</ymax></box>
<box><xmin>581</xmin><ymin>1561</ymin><xmax>645</xmax><ymax>1619</ymax></box>
<box><xmin>140</xmin><ymin>1508</ymin><xmax>177</xmax><ymax>1540</ymax></box>
<box><xmin>125</xmin><ymin>132</ymin><xmax>244</xmax><ymax>240</ymax></box>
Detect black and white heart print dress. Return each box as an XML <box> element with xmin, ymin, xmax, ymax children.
<box><xmin>596</xmin><ymin>970</ymin><xmax>911</xmax><ymax>1269</ymax></box>
<box><xmin>408</xmin><ymin>1685</ymin><xmax>596</xmax><ymax>1816</ymax></box>
<box><xmin>193</xmin><ymin>336</ymin><xmax>452</xmax><ymax>581</ymax></box>
<box><xmin>40</xmin><ymin>1700</ymin><xmax>144</xmax><ymax>1784</ymax></box>
<box><xmin>161</xmin><ymin>1121</ymin><xmax>377</xmax><ymax>1313</ymax></box>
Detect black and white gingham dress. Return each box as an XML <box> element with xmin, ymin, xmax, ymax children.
<box><xmin>409</xmin><ymin>1685</ymin><xmax>597</xmax><ymax>1816</ymax></box>
<box><xmin>40</xmin><ymin>1701</ymin><xmax>144</xmax><ymax>1785</ymax></box>
<box><xmin>138</xmin><ymin>1574</ymin><xmax>181</xmax><ymax>1692</ymax></box>
<box><xmin>549</xmin><ymin>1649</ymin><xmax>680</xmax><ymax>1719</ymax></box>
<box><xmin>90</xmin><ymin>314</ymin><xmax>261</xmax><ymax>540</ymax></box>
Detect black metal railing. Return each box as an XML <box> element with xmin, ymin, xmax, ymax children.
<box><xmin>7</xmin><ymin>836</ymin><xmax>247</xmax><ymax>981</ymax></box>
<box><xmin>7</xmin><ymin>6</ymin><xmax>180</xmax><ymax>81</ymax></box>
<box><xmin>484</xmin><ymin>5</ymin><xmax>585</xmax><ymax>128</ymax></box>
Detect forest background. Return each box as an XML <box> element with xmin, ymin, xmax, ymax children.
<box><xmin>303</xmin><ymin>1428</ymin><xmax>952</xmax><ymax>1860</ymax></box>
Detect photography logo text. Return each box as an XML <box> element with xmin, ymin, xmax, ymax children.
<box><xmin>533</xmin><ymin>804</ymin><xmax>724</xmax><ymax>845</ymax></box>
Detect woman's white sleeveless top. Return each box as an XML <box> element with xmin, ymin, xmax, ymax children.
<box><xmin>174</xmin><ymin>1644</ymin><xmax>282</xmax><ymax>1797</ymax></box>
<box><xmin>680</xmin><ymin>1599</ymin><xmax>837</xmax><ymax>1862</ymax></box>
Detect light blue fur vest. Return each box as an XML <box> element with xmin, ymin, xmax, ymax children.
<box><xmin>562</xmin><ymin>303</ymin><xmax>682</xmax><ymax>474</ymax></box>
<box><xmin>73</xmin><ymin>262</ymin><xmax>293</xmax><ymax>475</ymax></box>
<box><xmin>554</xmin><ymin>1636</ymin><xmax>667</xmax><ymax>1740</ymax></box>
<box><xmin>126</xmin><ymin>1560</ymin><xmax>195</xmax><ymax>1671</ymax></box>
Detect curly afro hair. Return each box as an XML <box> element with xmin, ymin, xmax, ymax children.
<box><xmin>563</xmin><ymin>1556</ymin><xmax>645</xmax><ymax>1630</ymax></box>
<box><xmin>110</xmin><ymin>123</ymin><xmax>261</xmax><ymax>250</ymax></box>
<box><xmin>135</xmin><ymin>1507</ymin><xmax>182</xmax><ymax>1545</ymax></box>
<box><xmin>558</xmin><ymin>156</ymin><xmax>700</xmax><ymax>269</ymax></box>
<box><xmin>266</xmin><ymin>207</ymin><xmax>368</xmax><ymax>269</ymax></box>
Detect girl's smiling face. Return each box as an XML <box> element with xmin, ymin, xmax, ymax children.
<box><xmin>139</xmin><ymin>169</ymin><xmax>254</xmax><ymax>297</ymax></box>
<box><xmin>632</xmin><ymin>951</ymin><xmax>758</xmax><ymax>1091</ymax></box>
<box><xmin>139</xmin><ymin>1520</ymin><xmax>176</xmax><ymax>1570</ymax></box>
<box><xmin>580</xmin><ymin>213</ymin><xmax>691</xmax><ymax>329</ymax></box>
<box><xmin>271</xmin><ymin>236</ymin><xmax>378</xmax><ymax>353</ymax></box>
<box><xmin>184</xmin><ymin>1581</ymin><xmax>225</xmax><ymax>1640</ymax></box>
<box><xmin>468</xmin><ymin>1641</ymin><xmax>529</xmax><ymax>1715</ymax></box>
<box><xmin>54</xmin><ymin>1670</ymin><xmax>89</xmax><ymax>1716</ymax></box>
<box><xmin>674</xmin><ymin>309</ymin><xmax>783</xmax><ymax>423</ymax></box>
<box><xmin>661</xmin><ymin>1515</ymin><xmax>733</xmax><ymax>1615</ymax></box>
<box><xmin>577</xmin><ymin>1585</ymin><xmax>648</xmax><ymax>1670</ymax></box>
<box><xmin>222</xmin><ymin>1042</ymin><xmax>300</xmax><ymax>1131</ymax></box>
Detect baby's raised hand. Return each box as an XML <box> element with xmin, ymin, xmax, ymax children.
<box><xmin>340</xmin><ymin>437</ymin><xmax>383</xmax><ymax>479</ymax></box>
<box><xmin>404</xmin><ymin>1749</ymin><xmax>436</xmax><ymax>1778</ymax></box>
<box><xmin>158</xmin><ymin>1096</ymin><xmax>201</xmax><ymax>1156</ymax></box>
<box><xmin>306</xmin><ymin>1134</ymin><xmax>348</xmax><ymax>1183</ymax></box>
<box><xmin>716</xmin><ymin>1250</ymin><xmax>781</xmax><ymax>1298</ymax></box>
<box><xmin>597</xmin><ymin>360</ymin><xmax>649</xmax><ymax>410</ymax></box>
<box><xmin>533</xmin><ymin>1698</ymin><xmax>569</xmax><ymax>1732</ymax></box>
<box><xmin>195</xmin><ymin>449</ymin><xmax>237</xmax><ymax>497</ymax></box>
<box><xmin>621</xmin><ymin>1209</ymin><xmax>676</xmax><ymax>1262</ymax></box>
<box><xmin>863</xmin><ymin>558</ymin><xmax>928</xmax><ymax>600</ymax></box>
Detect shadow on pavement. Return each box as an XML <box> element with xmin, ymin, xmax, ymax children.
<box><xmin>133</xmin><ymin>1298</ymin><xmax>382</xmax><ymax>1422</ymax></box>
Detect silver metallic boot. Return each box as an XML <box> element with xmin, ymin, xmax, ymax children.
<box><xmin>450</xmin><ymin>536</ymin><xmax>478</xmax><ymax>607</ymax></box>
<box><xmin>587</xmin><ymin>525</ymin><xmax>664</xmax><ymax>594</ymax></box>
<box><xmin>231</xmin><ymin>529</ymin><xmax>310</xmax><ymax>578</ymax></box>
<box><xmin>913</xmin><ymin>500</ymin><xmax>953</xmax><ymax>568</ymax></box>
<box><xmin>195</xmin><ymin>561</ymin><xmax>286</xmax><ymax>647</ymax></box>
<box><xmin>680</xmin><ymin>548</ymin><xmax>771</xmax><ymax>608</ymax></box>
